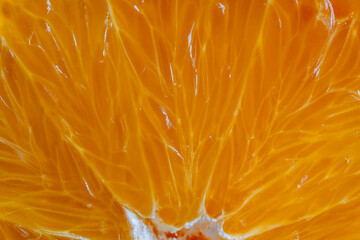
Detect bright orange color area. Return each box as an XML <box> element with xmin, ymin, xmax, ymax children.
<box><xmin>1</xmin><ymin>0</ymin><xmax>360</xmax><ymax>239</ymax></box>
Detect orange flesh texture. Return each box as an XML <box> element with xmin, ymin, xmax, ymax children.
<box><xmin>1</xmin><ymin>0</ymin><xmax>360</xmax><ymax>239</ymax></box>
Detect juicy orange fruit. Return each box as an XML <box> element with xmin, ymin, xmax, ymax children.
<box><xmin>1</xmin><ymin>0</ymin><xmax>360</xmax><ymax>239</ymax></box>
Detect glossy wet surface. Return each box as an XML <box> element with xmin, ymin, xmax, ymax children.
<box><xmin>1</xmin><ymin>0</ymin><xmax>360</xmax><ymax>239</ymax></box>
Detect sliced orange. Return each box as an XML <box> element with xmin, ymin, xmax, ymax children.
<box><xmin>1</xmin><ymin>0</ymin><xmax>360</xmax><ymax>239</ymax></box>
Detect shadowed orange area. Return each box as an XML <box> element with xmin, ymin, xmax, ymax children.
<box><xmin>1</xmin><ymin>0</ymin><xmax>360</xmax><ymax>239</ymax></box>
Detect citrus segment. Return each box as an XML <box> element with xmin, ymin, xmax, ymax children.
<box><xmin>1</xmin><ymin>0</ymin><xmax>360</xmax><ymax>239</ymax></box>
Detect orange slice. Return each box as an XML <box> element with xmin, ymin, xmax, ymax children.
<box><xmin>1</xmin><ymin>0</ymin><xmax>360</xmax><ymax>239</ymax></box>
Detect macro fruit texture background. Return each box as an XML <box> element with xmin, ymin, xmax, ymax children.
<box><xmin>1</xmin><ymin>0</ymin><xmax>360</xmax><ymax>239</ymax></box>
